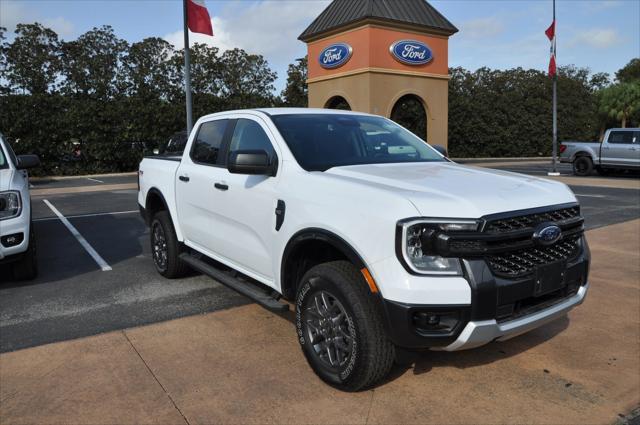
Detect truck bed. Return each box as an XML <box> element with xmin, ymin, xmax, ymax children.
<box><xmin>138</xmin><ymin>156</ymin><xmax>182</xmax><ymax>238</ymax></box>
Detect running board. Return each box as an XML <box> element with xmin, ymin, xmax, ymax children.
<box><xmin>179</xmin><ymin>254</ymin><xmax>289</xmax><ymax>312</ymax></box>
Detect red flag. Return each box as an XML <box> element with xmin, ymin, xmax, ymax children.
<box><xmin>187</xmin><ymin>0</ymin><xmax>213</xmax><ymax>36</ymax></box>
<box><xmin>545</xmin><ymin>20</ymin><xmax>555</xmax><ymax>41</ymax></box>
<box><xmin>545</xmin><ymin>20</ymin><xmax>556</xmax><ymax>77</ymax></box>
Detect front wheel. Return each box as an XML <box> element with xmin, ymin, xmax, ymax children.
<box><xmin>295</xmin><ymin>261</ymin><xmax>395</xmax><ymax>391</ymax></box>
<box><xmin>150</xmin><ymin>211</ymin><xmax>188</xmax><ymax>278</ymax></box>
<box><xmin>573</xmin><ymin>156</ymin><xmax>594</xmax><ymax>176</ymax></box>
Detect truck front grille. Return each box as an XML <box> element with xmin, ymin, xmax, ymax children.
<box><xmin>484</xmin><ymin>206</ymin><xmax>580</xmax><ymax>233</ymax></box>
<box><xmin>486</xmin><ymin>236</ymin><xmax>581</xmax><ymax>278</ymax></box>
<box><xmin>439</xmin><ymin>204</ymin><xmax>585</xmax><ymax>279</ymax></box>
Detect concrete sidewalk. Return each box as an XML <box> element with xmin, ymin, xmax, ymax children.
<box><xmin>1</xmin><ymin>221</ymin><xmax>639</xmax><ymax>424</ymax></box>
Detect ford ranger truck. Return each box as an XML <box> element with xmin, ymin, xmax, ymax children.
<box><xmin>0</xmin><ymin>133</ymin><xmax>40</xmax><ymax>280</ymax></box>
<box><xmin>138</xmin><ymin>109</ymin><xmax>590</xmax><ymax>391</ymax></box>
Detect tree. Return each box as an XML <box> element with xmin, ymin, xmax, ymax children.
<box><xmin>60</xmin><ymin>25</ymin><xmax>128</xmax><ymax>99</ymax></box>
<box><xmin>615</xmin><ymin>58</ymin><xmax>640</xmax><ymax>83</ymax></box>
<box><xmin>218</xmin><ymin>48</ymin><xmax>277</xmax><ymax>109</ymax></box>
<box><xmin>448</xmin><ymin>65</ymin><xmax>602</xmax><ymax>157</ymax></box>
<box><xmin>599</xmin><ymin>83</ymin><xmax>640</xmax><ymax>128</ymax></box>
<box><xmin>124</xmin><ymin>37</ymin><xmax>177</xmax><ymax>100</ymax></box>
<box><xmin>4</xmin><ymin>23</ymin><xmax>61</xmax><ymax>94</ymax></box>
<box><xmin>0</xmin><ymin>27</ymin><xmax>8</xmax><ymax>94</ymax></box>
<box><xmin>281</xmin><ymin>57</ymin><xmax>308</xmax><ymax>107</ymax></box>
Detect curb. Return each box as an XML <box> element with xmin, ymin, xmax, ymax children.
<box><xmin>30</xmin><ymin>171</ymin><xmax>138</xmax><ymax>182</ymax></box>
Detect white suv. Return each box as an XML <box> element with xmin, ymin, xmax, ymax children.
<box><xmin>0</xmin><ymin>133</ymin><xmax>40</xmax><ymax>280</ymax></box>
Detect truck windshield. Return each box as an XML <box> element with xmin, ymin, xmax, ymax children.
<box><xmin>271</xmin><ymin>114</ymin><xmax>445</xmax><ymax>171</ymax></box>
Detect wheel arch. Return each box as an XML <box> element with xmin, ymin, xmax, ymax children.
<box><xmin>144</xmin><ymin>188</ymin><xmax>170</xmax><ymax>225</ymax></box>
<box><xmin>572</xmin><ymin>150</ymin><xmax>594</xmax><ymax>162</ymax></box>
<box><xmin>280</xmin><ymin>228</ymin><xmax>368</xmax><ymax>301</ymax></box>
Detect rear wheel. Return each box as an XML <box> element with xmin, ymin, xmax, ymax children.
<box><xmin>12</xmin><ymin>223</ymin><xmax>38</xmax><ymax>281</ymax></box>
<box><xmin>150</xmin><ymin>211</ymin><xmax>188</xmax><ymax>278</ymax></box>
<box><xmin>573</xmin><ymin>156</ymin><xmax>593</xmax><ymax>176</ymax></box>
<box><xmin>295</xmin><ymin>261</ymin><xmax>395</xmax><ymax>391</ymax></box>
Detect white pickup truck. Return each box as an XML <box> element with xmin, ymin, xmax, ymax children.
<box><xmin>0</xmin><ymin>133</ymin><xmax>40</xmax><ymax>280</ymax></box>
<box><xmin>138</xmin><ymin>109</ymin><xmax>590</xmax><ymax>391</ymax></box>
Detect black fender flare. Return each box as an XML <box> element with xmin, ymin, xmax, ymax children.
<box><xmin>280</xmin><ymin>228</ymin><xmax>368</xmax><ymax>298</ymax></box>
<box><xmin>143</xmin><ymin>188</ymin><xmax>170</xmax><ymax>225</ymax></box>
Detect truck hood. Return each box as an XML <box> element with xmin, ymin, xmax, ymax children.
<box><xmin>325</xmin><ymin>162</ymin><xmax>576</xmax><ymax>218</ymax></box>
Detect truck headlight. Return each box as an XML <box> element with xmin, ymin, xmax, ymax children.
<box><xmin>399</xmin><ymin>219</ymin><xmax>479</xmax><ymax>275</ymax></box>
<box><xmin>0</xmin><ymin>191</ymin><xmax>22</xmax><ymax>221</ymax></box>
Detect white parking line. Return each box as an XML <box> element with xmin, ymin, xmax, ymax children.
<box><xmin>34</xmin><ymin>210</ymin><xmax>139</xmax><ymax>222</ymax></box>
<box><xmin>87</xmin><ymin>178</ymin><xmax>104</xmax><ymax>183</ymax></box>
<box><xmin>42</xmin><ymin>199</ymin><xmax>113</xmax><ymax>271</ymax></box>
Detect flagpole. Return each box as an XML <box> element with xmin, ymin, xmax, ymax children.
<box><xmin>183</xmin><ymin>0</ymin><xmax>194</xmax><ymax>135</ymax></box>
<box><xmin>551</xmin><ymin>0</ymin><xmax>558</xmax><ymax>175</ymax></box>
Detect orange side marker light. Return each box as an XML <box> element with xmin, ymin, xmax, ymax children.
<box><xmin>361</xmin><ymin>268</ymin><xmax>379</xmax><ymax>293</ymax></box>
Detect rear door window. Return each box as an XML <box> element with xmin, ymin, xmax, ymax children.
<box><xmin>190</xmin><ymin>120</ymin><xmax>229</xmax><ymax>166</ymax></box>
<box><xmin>608</xmin><ymin>131</ymin><xmax>635</xmax><ymax>144</ymax></box>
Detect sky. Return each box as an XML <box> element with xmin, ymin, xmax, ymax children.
<box><xmin>1</xmin><ymin>0</ymin><xmax>639</xmax><ymax>92</ymax></box>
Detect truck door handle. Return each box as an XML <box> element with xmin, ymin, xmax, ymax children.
<box><xmin>214</xmin><ymin>183</ymin><xmax>229</xmax><ymax>191</ymax></box>
<box><xmin>179</xmin><ymin>175</ymin><xmax>190</xmax><ymax>182</ymax></box>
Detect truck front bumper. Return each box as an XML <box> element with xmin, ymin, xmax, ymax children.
<box><xmin>0</xmin><ymin>214</ymin><xmax>30</xmax><ymax>262</ymax></box>
<box><xmin>438</xmin><ymin>283</ymin><xmax>588</xmax><ymax>351</ymax></box>
<box><xmin>378</xmin><ymin>237</ymin><xmax>590</xmax><ymax>350</ymax></box>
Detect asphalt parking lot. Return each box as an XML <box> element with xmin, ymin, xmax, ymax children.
<box><xmin>1</xmin><ymin>166</ymin><xmax>639</xmax><ymax>353</ymax></box>
<box><xmin>0</xmin><ymin>162</ymin><xmax>638</xmax><ymax>424</ymax></box>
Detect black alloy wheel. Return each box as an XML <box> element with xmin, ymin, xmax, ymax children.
<box><xmin>302</xmin><ymin>289</ymin><xmax>355</xmax><ymax>369</ymax></box>
<box><xmin>151</xmin><ymin>220</ymin><xmax>168</xmax><ymax>273</ymax></box>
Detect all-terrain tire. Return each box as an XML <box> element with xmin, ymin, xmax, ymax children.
<box><xmin>295</xmin><ymin>261</ymin><xmax>395</xmax><ymax>391</ymax></box>
<box><xmin>12</xmin><ymin>222</ymin><xmax>38</xmax><ymax>280</ymax></box>
<box><xmin>150</xmin><ymin>210</ymin><xmax>189</xmax><ymax>279</ymax></box>
<box><xmin>573</xmin><ymin>156</ymin><xmax>594</xmax><ymax>176</ymax></box>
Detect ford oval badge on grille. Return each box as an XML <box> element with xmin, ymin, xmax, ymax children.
<box><xmin>319</xmin><ymin>43</ymin><xmax>353</xmax><ymax>69</ymax></box>
<box><xmin>533</xmin><ymin>223</ymin><xmax>562</xmax><ymax>246</ymax></box>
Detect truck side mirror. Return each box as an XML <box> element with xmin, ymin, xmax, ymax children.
<box><xmin>16</xmin><ymin>154</ymin><xmax>40</xmax><ymax>170</ymax></box>
<box><xmin>431</xmin><ymin>145</ymin><xmax>448</xmax><ymax>157</ymax></box>
<box><xmin>228</xmin><ymin>150</ymin><xmax>275</xmax><ymax>176</ymax></box>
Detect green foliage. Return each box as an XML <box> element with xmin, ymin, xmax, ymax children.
<box><xmin>4</xmin><ymin>23</ymin><xmax>61</xmax><ymax>94</ymax></box>
<box><xmin>281</xmin><ymin>57</ymin><xmax>308</xmax><ymax>107</ymax></box>
<box><xmin>61</xmin><ymin>26</ymin><xmax>129</xmax><ymax>99</ymax></box>
<box><xmin>448</xmin><ymin>66</ymin><xmax>608</xmax><ymax>157</ymax></box>
<box><xmin>0</xmin><ymin>23</ymin><xmax>279</xmax><ymax>175</ymax></box>
<box><xmin>1</xmin><ymin>23</ymin><xmax>637</xmax><ymax>171</ymax></box>
<box><xmin>598</xmin><ymin>83</ymin><xmax>640</xmax><ymax>128</ymax></box>
<box><xmin>615</xmin><ymin>58</ymin><xmax>640</xmax><ymax>83</ymax></box>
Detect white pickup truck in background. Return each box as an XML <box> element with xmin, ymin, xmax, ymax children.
<box><xmin>0</xmin><ymin>133</ymin><xmax>40</xmax><ymax>280</ymax></box>
<box><xmin>560</xmin><ymin>128</ymin><xmax>640</xmax><ymax>176</ymax></box>
<box><xmin>138</xmin><ymin>108</ymin><xmax>590</xmax><ymax>391</ymax></box>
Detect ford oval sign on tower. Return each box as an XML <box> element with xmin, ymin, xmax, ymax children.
<box><xmin>319</xmin><ymin>43</ymin><xmax>353</xmax><ymax>69</ymax></box>
<box><xmin>390</xmin><ymin>40</ymin><xmax>433</xmax><ymax>66</ymax></box>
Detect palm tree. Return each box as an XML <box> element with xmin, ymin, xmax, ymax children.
<box><xmin>598</xmin><ymin>83</ymin><xmax>640</xmax><ymax>128</ymax></box>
